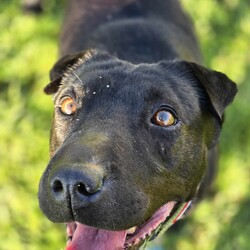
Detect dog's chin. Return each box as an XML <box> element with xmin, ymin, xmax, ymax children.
<box><xmin>65</xmin><ymin>200</ymin><xmax>192</xmax><ymax>250</ymax></box>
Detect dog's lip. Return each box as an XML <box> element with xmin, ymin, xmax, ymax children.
<box><xmin>124</xmin><ymin>201</ymin><xmax>177</xmax><ymax>247</ymax></box>
<box><xmin>64</xmin><ymin>200</ymin><xmax>192</xmax><ymax>250</ymax></box>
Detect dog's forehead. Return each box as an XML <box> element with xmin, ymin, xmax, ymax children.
<box><xmin>58</xmin><ymin>56</ymin><xmax>202</xmax><ymax>119</ymax></box>
<box><xmin>60</xmin><ymin>60</ymin><xmax>154</xmax><ymax>100</ymax></box>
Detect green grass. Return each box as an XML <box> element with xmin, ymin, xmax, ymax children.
<box><xmin>0</xmin><ymin>0</ymin><xmax>249</xmax><ymax>249</ymax></box>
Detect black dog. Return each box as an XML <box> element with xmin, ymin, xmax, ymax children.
<box><xmin>38</xmin><ymin>0</ymin><xmax>237</xmax><ymax>249</ymax></box>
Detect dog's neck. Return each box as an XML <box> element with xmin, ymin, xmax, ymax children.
<box><xmin>60</xmin><ymin>0</ymin><xmax>202</xmax><ymax>63</ymax></box>
<box><xmin>60</xmin><ymin>0</ymin><xmax>136</xmax><ymax>55</ymax></box>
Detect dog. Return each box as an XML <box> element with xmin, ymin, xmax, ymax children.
<box><xmin>38</xmin><ymin>0</ymin><xmax>237</xmax><ymax>249</ymax></box>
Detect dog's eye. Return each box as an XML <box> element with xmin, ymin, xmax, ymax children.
<box><xmin>59</xmin><ymin>96</ymin><xmax>77</xmax><ymax>115</ymax></box>
<box><xmin>152</xmin><ymin>109</ymin><xmax>176</xmax><ymax>127</ymax></box>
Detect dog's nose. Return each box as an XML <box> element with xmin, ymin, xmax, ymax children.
<box><xmin>51</xmin><ymin>168</ymin><xmax>103</xmax><ymax>200</ymax></box>
<box><xmin>39</xmin><ymin>166</ymin><xmax>104</xmax><ymax>223</ymax></box>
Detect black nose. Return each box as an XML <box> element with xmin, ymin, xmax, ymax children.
<box><xmin>51</xmin><ymin>168</ymin><xmax>103</xmax><ymax>201</ymax></box>
<box><xmin>39</xmin><ymin>166</ymin><xmax>104</xmax><ymax>223</ymax></box>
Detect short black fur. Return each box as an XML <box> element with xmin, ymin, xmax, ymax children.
<box><xmin>38</xmin><ymin>0</ymin><xmax>237</xmax><ymax>249</ymax></box>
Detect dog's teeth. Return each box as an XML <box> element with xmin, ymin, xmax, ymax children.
<box><xmin>126</xmin><ymin>226</ymin><xmax>137</xmax><ymax>235</ymax></box>
<box><xmin>124</xmin><ymin>243</ymin><xmax>132</xmax><ymax>248</ymax></box>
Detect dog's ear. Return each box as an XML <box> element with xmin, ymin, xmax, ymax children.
<box><xmin>180</xmin><ymin>61</ymin><xmax>237</xmax><ymax>149</ymax></box>
<box><xmin>183</xmin><ymin>61</ymin><xmax>237</xmax><ymax>120</ymax></box>
<box><xmin>44</xmin><ymin>50</ymin><xmax>95</xmax><ymax>95</ymax></box>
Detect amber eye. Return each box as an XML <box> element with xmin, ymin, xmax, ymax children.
<box><xmin>152</xmin><ymin>109</ymin><xmax>176</xmax><ymax>127</ymax></box>
<box><xmin>59</xmin><ymin>96</ymin><xmax>77</xmax><ymax>115</ymax></box>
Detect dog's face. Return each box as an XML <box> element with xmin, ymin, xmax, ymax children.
<box><xmin>39</xmin><ymin>51</ymin><xmax>236</xmax><ymax>249</ymax></box>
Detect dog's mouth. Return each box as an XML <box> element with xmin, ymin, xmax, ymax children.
<box><xmin>65</xmin><ymin>200</ymin><xmax>192</xmax><ymax>250</ymax></box>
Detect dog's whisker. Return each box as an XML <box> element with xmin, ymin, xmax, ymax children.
<box><xmin>72</xmin><ymin>70</ymin><xmax>83</xmax><ymax>85</ymax></box>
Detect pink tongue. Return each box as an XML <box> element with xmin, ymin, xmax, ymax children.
<box><xmin>66</xmin><ymin>224</ymin><xmax>127</xmax><ymax>250</ymax></box>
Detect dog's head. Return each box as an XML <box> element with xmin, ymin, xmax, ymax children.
<box><xmin>39</xmin><ymin>50</ymin><xmax>237</xmax><ymax>249</ymax></box>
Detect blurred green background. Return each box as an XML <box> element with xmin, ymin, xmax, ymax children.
<box><xmin>0</xmin><ymin>0</ymin><xmax>249</xmax><ymax>249</ymax></box>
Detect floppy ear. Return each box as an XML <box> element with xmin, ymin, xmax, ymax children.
<box><xmin>184</xmin><ymin>62</ymin><xmax>237</xmax><ymax>120</ymax></box>
<box><xmin>44</xmin><ymin>50</ymin><xmax>95</xmax><ymax>95</ymax></box>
